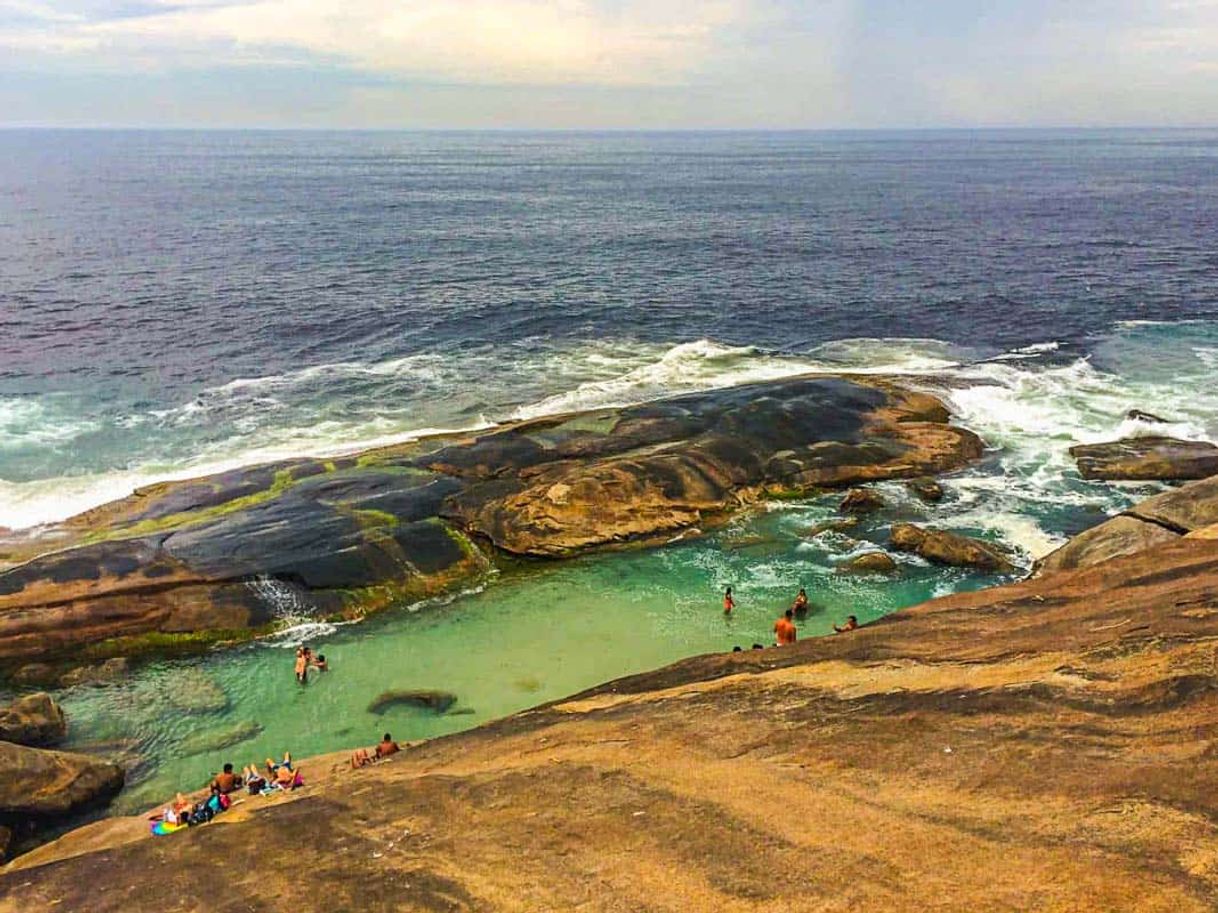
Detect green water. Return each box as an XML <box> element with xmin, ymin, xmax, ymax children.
<box><xmin>50</xmin><ymin>490</ymin><xmax>1002</xmax><ymax>814</ymax></box>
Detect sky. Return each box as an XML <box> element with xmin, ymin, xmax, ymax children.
<box><xmin>0</xmin><ymin>0</ymin><xmax>1216</xmax><ymax>128</ymax></box>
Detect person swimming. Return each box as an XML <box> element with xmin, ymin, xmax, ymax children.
<box><xmin>312</xmin><ymin>653</ymin><xmax>328</xmax><ymax>672</ymax></box>
<box><xmin>774</xmin><ymin>608</ymin><xmax>797</xmax><ymax>646</ymax></box>
<box><xmin>723</xmin><ymin>586</ymin><xmax>735</xmax><ymax>615</ymax></box>
<box><xmin>834</xmin><ymin>615</ymin><xmax>859</xmax><ymax>633</ymax></box>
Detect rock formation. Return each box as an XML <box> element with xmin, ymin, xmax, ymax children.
<box><xmin>838</xmin><ymin>487</ymin><xmax>886</xmax><ymax>514</ymax></box>
<box><xmin>0</xmin><ymin>694</ymin><xmax>66</xmax><ymax>748</ymax></box>
<box><xmin>7</xmin><ymin>528</ymin><xmax>1218</xmax><ymax>910</ymax></box>
<box><xmin>836</xmin><ymin>551</ymin><xmax>899</xmax><ymax>574</ymax></box>
<box><xmin>889</xmin><ymin>523</ymin><xmax>1014</xmax><ymax>572</ymax></box>
<box><xmin>1070</xmin><ymin>435</ymin><xmax>1218</xmax><ymax>481</ymax></box>
<box><xmin>1037</xmin><ymin>473</ymin><xmax>1218</xmax><ymax>574</ymax></box>
<box><xmin>0</xmin><ymin>376</ymin><xmax>982</xmax><ymax>667</ymax></box>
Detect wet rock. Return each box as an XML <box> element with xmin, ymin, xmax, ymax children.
<box><xmin>1126</xmin><ymin>409</ymin><xmax>1171</xmax><ymax>424</ymax></box>
<box><xmin>165</xmin><ymin>670</ymin><xmax>229</xmax><ymax>714</ymax></box>
<box><xmin>368</xmin><ymin>690</ymin><xmax>458</xmax><ymax>715</ymax></box>
<box><xmin>179</xmin><ymin>719</ymin><xmax>263</xmax><ymax>757</ymax></box>
<box><xmin>0</xmin><ymin>823</ymin><xmax>10</xmax><ymax>861</ymax></box>
<box><xmin>839</xmin><ymin>488</ymin><xmax>886</xmax><ymax>514</ymax></box>
<box><xmin>808</xmin><ymin>517</ymin><xmax>859</xmax><ymax>538</ymax></box>
<box><xmin>1070</xmin><ymin>436</ymin><xmax>1218</xmax><ymax>481</ymax></box>
<box><xmin>0</xmin><ymin>693</ymin><xmax>67</xmax><ymax>747</ymax></box>
<box><xmin>837</xmin><ymin>552</ymin><xmax>900</xmax><ymax>575</ymax></box>
<box><xmin>0</xmin><ymin>741</ymin><xmax>124</xmax><ymax>818</ymax></box>
<box><xmin>11</xmin><ymin>663</ymin><xmax>59</xmax><ymax>687</ymax></box>
<box><xmin>906</xmin><ymin>477</ymin><xmax>944</xmax><ymax>503</ymax></box>
<box><xmin>889</xmin><ymin>523</ymin><xmax>1014</xmax><ymax>573</ymax></box>
<box><xmin>59</xmin><ymin>657</ymin><xmax>129</xmax><ymax>688</ymax></box>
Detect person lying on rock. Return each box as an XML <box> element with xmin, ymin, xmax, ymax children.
<box><xmin>274</xmin><ymin>763</ymin><xmax>301</xmax><ymax>790</ymax></box>
<box><xmin>834</xmin><ymin>615</ymin><xmax>859</xmax><ymax>633</ymax></box>
<box><xmin>242</xmin><ymin>764</ymin><xmax>267</xmax><ymax>793</ymax></box>
<box><xmin>774</xmin><ymin>608</ymin><xmax>798</xmax><ymax>646</ymax></box>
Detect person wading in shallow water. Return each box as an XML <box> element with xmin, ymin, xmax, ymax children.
<box><xmin>294</xmin><ymin>648</ymin><xmax>308</xmax><ymax>685</ymax></box>
<box><xmin>774</xmin><ymin>608</ymin><xmax>798</xmax><ymax>646</ymax></box>
<box><xmin>792</xmin><ymin>588</ymin><xmax>809</xmax><ymax>618</ymax></box>
<box><xmin>723</xmin><ymin>586</ymin><xmax>735</xmax><ymax>615</ymax></box>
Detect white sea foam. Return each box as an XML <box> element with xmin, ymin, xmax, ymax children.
<box><xmin>4</xmin><ymin>324</ymin><xmax>1218</xmax><ymax>534</ymax></box>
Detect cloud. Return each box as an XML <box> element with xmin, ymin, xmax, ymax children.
<box><xmin>1</xmin><ymin>0</ymin><xmax>750</xmax><ymax>85</ymax></box>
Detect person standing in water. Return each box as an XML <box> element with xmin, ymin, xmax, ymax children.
<box><xmin>723</xmin><ymin>586</ymin><xmax>735</xmax><ymax>615</ymax></box>
<box><xmin>774</xmin><ymin>608</ymin><xmax>797</xmax><ymax>646</ymax></box>
<box><xmin>792</xmin><ymin>588</ymin><xmax>809</xmax><ymax>618</ymax></box>
<box><xmin>294</xmin><ymin>647</ymin><xmax>308</xmax><ymax>685</ymax></box>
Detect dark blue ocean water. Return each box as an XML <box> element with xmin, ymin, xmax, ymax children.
<box><xmin>1</xmin><ymin>129</ymin><xmax>1217</xmax><ymax>527</ymax></box>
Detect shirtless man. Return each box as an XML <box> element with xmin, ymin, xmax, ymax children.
<box><xmin>834</xmin><ymin>615</ymin><xmax>859</xmax><ymax>633</ymax></box>
<box><xmin>376</xmin><ymin>732</ymin><xmax>400</xmax><ymax>759</ymax></box>
<box><xmin>774</xmin><ymin>608</ymin><xmax>797</xmax><ymax>646</ymax></box>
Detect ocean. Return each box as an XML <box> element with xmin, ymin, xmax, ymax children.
<box><xmin>3</xmin><ymin>128</ymin><xmax>1218</xmax><ymax>812</ymax></box>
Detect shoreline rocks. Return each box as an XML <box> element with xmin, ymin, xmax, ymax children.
<box><xmin>838</xmin><ymin>488</ymin><xmax>886</xmax><ymax>514</ymax></box>
<box><xmin>836</xmin><ymin>551</ymin><xmax>899</xmax><ymax>575</ymax></box>
<box><xmin>0</xmin><ymin>694</ymin><xmax>66</xmax><ymax>748</ymax></box>
<box><xmin>1070</xmin><ymin>436</ymin><xmax>1218</xmax><ymax>481</ymax></box>
<box><xmin>368</xmin><ymin>690</ymin><xmax>459</xmax><ymax>715</ymax></box>
<box><xmin>889</xmin><ymin>523</ymin><xmax>1014</xmax><ymax>573</ymax></box>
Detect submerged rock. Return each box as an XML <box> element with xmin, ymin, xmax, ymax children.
<box><xmin>839</xmin><ymin>488</ymin><xmax>886</xmax><ymax>514</ymax></box>
<box><xmin>808</xmin><ymin>517</ymin><xmax>859</xmax><ymax>538</ymax></box>
<box><xmin>165</xmin><ymin>670</ymin><xmax>229</xmax><ymax>714</ymax></box>
<box><xmin>179</xmin><ymin>719</ymin><xmax>264</xmax><ymax>757</ymax></box>
<box><xmin>1070</xmin><ymin>436</ymin><xmax>1218</xmax><ymax>481</ymax></box>
<box><xmin>368</xmin><ymin>690</ymin><xmax>459</xmax><ymax>715</ymax></box>
<box><xmin>836</xmin><ymin>552</ymin><xmax>900</xmax><ymax>575</ymax></box>
<box><xmin>0</xmin><ymin>693</ymin><xmax>66</xmax><ymax>747</ymax></box>
<box><xmin>889</xmin><ymin>523</ymin><xmax>1014</xmax><ymax>573</ymax></box>
<box><xmin>0</xmin><ymin>741</ymin><xmax>124</xmax><ymax>818</ymax></box>
<box><xmin>59</xmin><ymin>657</ymin><xmax>130</xmax><ymax>688</ymax></box>
<box><xmin>1126</xmin><ymin>408</ymin><xmax>1171</xmax><ymax>424</ymax></box>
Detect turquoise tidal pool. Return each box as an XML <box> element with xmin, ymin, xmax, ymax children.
<box><xmin>46</xmin><ymin>486</ymin><xmax>1007</xmax><ymax>814</ymax></box>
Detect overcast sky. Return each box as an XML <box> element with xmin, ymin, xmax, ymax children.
<box><xmin>1</xmin><ymin>0</ymin><xmax>1216</xmax><ymax>128</ymax></box>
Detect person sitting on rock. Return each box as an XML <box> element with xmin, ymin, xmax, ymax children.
<box><xmin>723</xmin><ymin>586</ymin><xmax>735</xmax><ymax>615</ymax></box>
<box><xmin>792</xmin><ymin>588</ymin><xmax>809</xmax><ymax>618</ymax></box>
<box><xmin>376</xmin><ymin>732</ymin><xmax>401</xmax><ymax>759</ymax></box>
<box><xmin>774</xmin><ymin>609</ymin><xmax>798</xmax><ymax>646</ymax></box>
<box><xmin>834</xmin><ymin>615</ymin><xmax>859</xmax><ymax>633</ymax></box>
<box><xmin>211</xmin><ymin>762</ymin><xmax>241</xmax><ymax>794</ymax></box>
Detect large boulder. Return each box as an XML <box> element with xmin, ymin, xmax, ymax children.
<box><xmin>905</xmin><ymin>477</ymin><xmax>944</xmax><ymax>503</ymax></box>
<box><xmin>368</xmin><ymin>690</ymin><xmax>458</xmax><ymax>714</ymax></box>
<box><xmin>1037</xmin><ymin>474</ymin><xmax>1218</xmax><ymax>575</ymax></box>
<box><xmin>0</xmin><ymin>693</ymin><xmax>66</xmax><ymax>747</ymax></box>
<box><xmin>0</xmin><ymin>741</ymin><xmax>124</xmax><ymax>818</ymax></box>
<box><xmin>889</xmin><ymin>523</ymin><xmax>1014</xmax><ymax>573</ymax></box>
<box><xmin>1070</xmin><ymin>436</ymin><xmax>1218</xmax><ymax>481</ymax></box>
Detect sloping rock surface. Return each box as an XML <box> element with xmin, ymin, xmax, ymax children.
<box><xmin>6</xmin><ymin>535</ymin><xmax>1218</xmax><ymax>911</ymax></box>
<box><xmin>0</xmin><ymin>376</ymin><xmax>981</xmax><ymax>663</ymax></box>
<box><xmin>1038</xmin><ymin>474</ymin><xmax>1218</xmax><ymax>575</ymax></box>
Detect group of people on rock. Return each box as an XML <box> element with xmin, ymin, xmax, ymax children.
<box><xmin>350</xmin><ymin>732</ymin><xmax>403</xmax><ymax>769</ymax></box>
<box><xmin>294</xmin><ymin>645</ymin><xmax>328</xmax><ymax>684</ymax></box>
<box><xmin>723</xmin><ymin>585</ymin><xmax>859</xmax><ymax>647</ymax></box>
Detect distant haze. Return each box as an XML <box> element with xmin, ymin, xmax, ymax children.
<box><xmin>1</xmin><ymin>0</ymin><xmax>1216</xmax><ymax>128</ymax></box>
